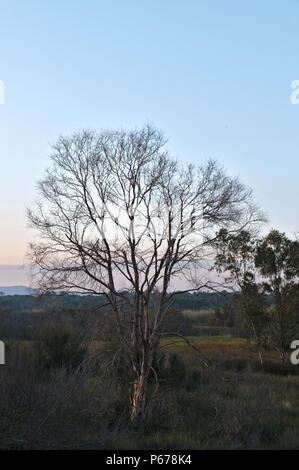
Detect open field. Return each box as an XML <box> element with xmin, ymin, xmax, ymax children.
<box><xmin>89</xmin><ymin>335</ymin><xmax>283</xmax><ymax>362</ymax></box>
<box><xmin>13</xmin><ymin>334</ymin><xmax>286</xmax><ymax>362</ymax></box>
<box><xmin>1</xmin><ymin>334</ymin><xmax>299</xmax><ymax>449</ymax></box>
<box><xmin>160</xmin><ymin>335</ymin><xmax>281</xmax><ymax>361</ymax></box>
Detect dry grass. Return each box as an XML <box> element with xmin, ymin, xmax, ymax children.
<box><xmin>12</xmin><ymin>335</ymin><xmax>283</xmax><ymax>362</ymax></box>
<box><xmin>160</xmin><ymin>335</ymin><xmax>282</xmax><ymax>361</ymax></box>
<box><xmin>181</xmin><ymin>309</ymin><xmax>203</xmax><ymax>319</ymax></box>
<box><xmin>1</xmin><ymin>336</ymin><xmax>299</xmax><ymax>449</ymax></box>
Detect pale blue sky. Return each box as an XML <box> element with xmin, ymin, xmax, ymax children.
<box><xmin>0</xmin><ymin>0</ymin><xmax>299</xmax><ymax>270</ymax></box>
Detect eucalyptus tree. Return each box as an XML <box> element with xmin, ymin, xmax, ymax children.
<box><xmin>255</xmin><ymin>230</ymin><xmax>299</xmax><ymax>362</ymax></box>
<box><xmin>28</xmin><ymin>125</ymin><xmax>262</xmax><ymax>423</ymax></box>
<box><xmin>214</xmin><ymin>229</ymin><xmax>269</xmax><ymax>365</ymax></box>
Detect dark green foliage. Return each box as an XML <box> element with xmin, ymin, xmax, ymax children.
<box><xmin>0</xmin><ymin>342</ymin><xmax>129</xmax><ymax>449</ymax></box>
<box><xmin>0</xmin><ymin>293</ymin><xmax>106</xmax><ymax>311</ymax></box>
<box><xmin>255</xmin><ymin>230</ymin><xmax>299</xmax><ymax>361</ymax></box>
<box><xmin>209</xmin><ymin>303</ymin><xmax>237</xmax><ymax>328</ymax></box>
<box><xmin>169</xmin><ymin>291</ymin><xmax>233</xmax><ymax>310</ymax></box>
<box><xmin>162</xmin><ymin>352</ymin><xmax>186</xmax><ymax>384</ymax></box>
<box><xmin>213</xmin><ymin>228</ymin><xmax>299</xmax><ymax>361</ymax></box>
<box><xmin>0</xmin><ymin>305</ymin><xmax>114</xmax><ymax>341</ymax></box>
<box><xmin>34</xmin><ymin>325</ymin><xmax>87</xmax><ymax>369</ymax></box>
<box><xmin>160</xmin><ymin>308</ymin><xmax>194</xmax><ymax>336</ymax></box>
<box><xmin>102</xmin><ymin>338</ymin><xmax>132</xmax><ymax>385</ymax></box>
<box><xmin>0</xmin><ymin>291</ymin><xmax>233</xmax><ymax>312</ymax></box>
<box><xmin>260</xmin><ymin>360</ymin><xmax>299</xmax><ymax>376</ymax></box>
<box><xmin>255</xmin><ymin>230</ymin><xmax>299</xmax><ymax>281</ymax></box>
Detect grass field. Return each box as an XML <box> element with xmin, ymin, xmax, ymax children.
<box><xmin>17</xmin><ymin>334</ymin><xmax>284</xmax><ymax>362</ymax></box>
<box><xmin>160</xmin><ymin>335</ymin><xmax>280</xmax><ymax>361</ymax></box>
<box><xmin>2</xmin><ymin>334</ymin><xmax>299</xmax><ymax>449</ymax></box>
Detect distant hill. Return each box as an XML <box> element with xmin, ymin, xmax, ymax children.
<box><xmin>0</xmin><ymin>286</ymin><xmax>36</xmax><ymax>296</ymax></box>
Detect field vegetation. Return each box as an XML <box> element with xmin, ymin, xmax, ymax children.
<box><xmin>1</xmin><ymin>292</ymin><xmax>299</xmax><ymax>449</ymax></box>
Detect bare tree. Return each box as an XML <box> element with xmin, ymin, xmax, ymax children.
<box><xmin>27</xmin><ymin>125</ymin><xmax>262</xmax><ymax>423</ymax></box>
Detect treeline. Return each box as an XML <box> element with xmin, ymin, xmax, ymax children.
<box><xmin>0</xmin><ymin>290</ymin><xmax>233</xmax><ymax>312</ymax></box>
<box><xmin>0</xmin><ymin>290</ymin><xmax>234</xmax><ymax>340</ymax></box>
<box><xmin>0</xmin><ymin>301</ymin><xmax>195</xmax><ymax>341</ymax></box>
<box><xmin>0</xmin><ymin>294</ymin><xmax>105</xmax><ymax>312</ymax></box>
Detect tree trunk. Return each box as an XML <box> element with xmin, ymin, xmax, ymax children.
<box><xmin>280</xmin><ymin>327</ymin><xmax>285</xmax><ymax>363</ymax></box>
<box><xmin>130</xmin><ymin>373</ymin><xmax>148</xmax><ymax>424</ymax></box>
<box><xmin>280</xmin><ymin>346</ymin><xmax>285</xmax><ymax>363</ymax></box>
<box><xmin>251</xmin><ymin>320</ymin><xmax>263</xmax><ymax>367</ymax></box>
<box><xmin>258</xmin><ymin>345</ymin><xmax>263</xmax><ymax>367</ymax></box>
<box><xmin>129</xmin><ymin>339</ymin><xmax>156</xmax><ymax>425</ymax></box>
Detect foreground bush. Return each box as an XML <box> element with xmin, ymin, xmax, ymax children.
<box><xmin>0</xmin><ymin>343</ymin><xmax>129</xmax><ymax>449</ymax></box>
<box><xmin>33</xmin><ymin>325</ymin><xmax>87</xmax><ymax>369</ymax></box>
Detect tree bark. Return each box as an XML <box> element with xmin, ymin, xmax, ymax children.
<box><xmin>130</xmin><ymin>373</ymin><xmax>148</xmax><ymax>424</ymax></box>
<box><xmin>250</xmin><ymin>319</ymin><xmax>263</xmax><ymax>367</ymax></box>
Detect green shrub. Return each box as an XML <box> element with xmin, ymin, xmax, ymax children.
<box><xmin>161</xmin><ymin>353</ymin><xmax>186</xmax><ymax>384</ymax></box>
<box><xmin>260</xmin><ymin>415</ymin><xmax>286</xmax><ymax>445</ymax></box>
<box><xmin>34</xmin><ymin>325</ymin><xmax>87</xmax><ymax>369</ymax></box>
<box><xmin>262</xmin><ymin>361</ymin><xmax>298</xmax><ymax>376</ymax></box>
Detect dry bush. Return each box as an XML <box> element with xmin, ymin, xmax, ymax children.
<box><xmin>0</xmin><ymin>342</ymin><xmax>128</xmax><ymax>449</ymax></box>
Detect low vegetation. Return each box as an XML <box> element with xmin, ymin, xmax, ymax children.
<box><xmin>1</xmin><ymin>296</ymin><xmax>299</xmax><ymax>449</ymax></box>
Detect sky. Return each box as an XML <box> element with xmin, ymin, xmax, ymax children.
<box><xmin>0</xmin><ymin>0</ymin><xmax>299</xmax><ymax>284</ymax></box>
